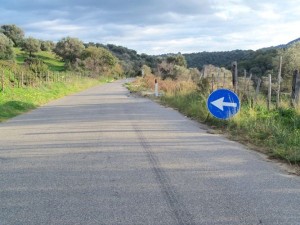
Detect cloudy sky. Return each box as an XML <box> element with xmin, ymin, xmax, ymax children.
<box><xmin>1</xmin><ymin>0</ymin><xmax>300</xmax><ymax>55</ymax></box>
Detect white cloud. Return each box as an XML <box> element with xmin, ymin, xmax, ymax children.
<box><xmin>255</xmin><ymin>3</ymin><xmax>281</xmax><ymax>20</ymax></box>
<box><xmin>26</xmin><ymin>20</ymin><xmax>83</xmax><ymax>32</ymax></box>
<box><xmin>1</xmin><ymin>0</ymin><xmax>300</xmax><ymax>54</ymax></box>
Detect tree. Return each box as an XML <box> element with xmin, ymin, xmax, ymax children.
<box><xmin>279</xmin><ymin>43</ymin><xmax>300</xmax><ymax>78</ymax></box>
<box><xmin>157</xmin><ymin>54</ymin><xmax>188</xmax><ymax>80</ymax></box>
<box><xmin>167</xmin><ymin>54</ymin><xmax>187</xmax><ymax>68</ymax></box>
<box><xmin>54</xmin><ymin>37</ymin><xmax>85</xmax><ymax>64</ymax></box>
<box><xmin>81</xmin><ymin>46</ymin><xmax>117</xmax><ymax>76</ymax></box>
<box><xmin>142</xmin><ymin>64</ymin><xmax>152</xmax><ymax>76</ymax></box>
<box><xmin>0</xmin><ymin>24</ymin><xmax>24</xmax><ymax>47</ymax></box>
<box><xmin>22</xmin><ymin>37</ymin><xmax>40</xmax><ymax>57</ymax></box>
<box><xmin>277</xmin><ymin>43</ymin><xmax>300</xmax><ymax>91</ymax></box>
<box><xmin>40</xmin><ymin>40</ymin><xmax>55</xmax><ymax>51</ymax></box>
<box><xmin>0</xmin><ymin>33</ymin><xmax>14</xmax><ymax>60</ymax></box>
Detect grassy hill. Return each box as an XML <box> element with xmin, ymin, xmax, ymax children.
<box><xmin>14</xmin><ymin>48</ymin><xmax>65</xmax><ymax>71</ymax></box>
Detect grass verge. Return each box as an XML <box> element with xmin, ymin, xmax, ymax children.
<box><xmin>0</xmin><ymin>77</ymin><xmax>103</xmax><ymax>122</ymax></box>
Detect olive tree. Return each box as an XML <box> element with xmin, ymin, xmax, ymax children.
<box><xmin>54</xmin><ymin>37</ymin><xmax>85</xmax><ymax>64</ymax></box>
<box><xmin>22</xmin><ymin>37</ymin><xmax>41</xmax><ymax>57</ymax></box>
<box><xmin>0</xmin><ymin>33</ymin><xmax>14</xmax><ymax>60</ymax></box>
<box><xmin>81</xmin><ymin>46</ymin><xmax>117</xmax><ymax>76</ymax></box>
<box><xmin>1</xmin><ymin>24</ymin><xmax>24</xmax><ymax>47</ymax></box>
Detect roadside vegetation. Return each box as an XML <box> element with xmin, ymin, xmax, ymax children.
<box><xmin>128</xmin><ymin>53</ymin><xmax>300</xmax><ymax>165</ymax></box>
<box><xmin>0</xmin><ymin>24</ymin><xmax>126</xmax><ymax>122</ymax></box>
<box><xmin>0</xmin><ymin>47</ymin><xmax>107</xmax><ymax>122</ymax></box>
<box><xmin>0</xmin><ymin>77</ymin><xmax>101</xmax><ymax>122</ymax></box>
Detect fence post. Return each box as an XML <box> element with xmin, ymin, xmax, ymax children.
<box><xmin>247</xmin><ymin>73</ymin><xmax>253</xmax><ymax>104</ymax></box>
<box><xmin>276</xmin><ymin>56</ymin><xmax>282</xmax><ymax>108</ymax></box>
<box><xmin>1</xmin><ymin>70</ymin><xmax>4</xmax><ymax>92</ymax></box>
<box><xmin>10</xmin><ymin>71</ymin><xmax>13</xmax><ymax>88</ymax></box>
<box><xmin>231</xmin><ymin>61</ymin><xmax>238</xmax><ymax>93</ymax></box>
<box><xmin>46</xmin><ymin>71</ymin><xmax>49</xmax><ymax>83</ymax></box>
<box><xmin>255</xmin><ymin>78</ymin><xmax>261</xmax><ymax>103</ymax></box>
<box><xmin>267</xmin><ymin>74</ymin><xmax>272</xmax><ymax>111</ymax></box>
<box><xmin>21</xmin><ymin>72</ymin><xmax>24</xmax><ymax>87</ymax></box>
<box><xmin>291</xmin><ymin>69</ymin><xmax>300</xmax><ymax>107</ymax></box>
<box><xmin>243</xmin><ymin>69</ymin><xmax>247</xmax><ymax>93</ymax></box>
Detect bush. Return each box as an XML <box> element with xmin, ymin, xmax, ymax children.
<box><xmin>24</xmin><ymin>57</ymin><xmax>48</xmax><ymax>77</ymax></box>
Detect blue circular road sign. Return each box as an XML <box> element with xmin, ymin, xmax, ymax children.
<box><xmin>207</xmin><ymin>89</ymin><xmax>240</xmax><ymax>120</ymax></box>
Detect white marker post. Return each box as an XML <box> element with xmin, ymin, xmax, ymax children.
<box><xmin>155</xmin><ymin>79</ymin><xmax>158</xmax><ymax>97</ymax></box>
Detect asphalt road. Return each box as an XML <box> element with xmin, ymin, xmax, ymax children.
<box><xmin>0</xmin><ymin>80</ymin><xmax>300</xmax><ymax>225</ymax></box>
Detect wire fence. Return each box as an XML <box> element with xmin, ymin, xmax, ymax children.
<box><xmin>205</xmin><ymin>61</ymin><xmax>300</xmax><ymax>109</ymax></box>
<box><xmin>0</xmin><ymin>68</ymin><xmax>88</xmax><ymax>92</ymax></box>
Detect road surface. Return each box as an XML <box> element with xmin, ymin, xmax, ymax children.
<box><xmin>0</xmin><ymin>80</ymin><xmax>300</xmax><ymax>225</ymax></box>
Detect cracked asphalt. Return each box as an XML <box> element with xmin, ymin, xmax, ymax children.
<box><xmin>0</xmin><ymin>80</ymin><xmax>300</xmax><ymax>225</ymax></box>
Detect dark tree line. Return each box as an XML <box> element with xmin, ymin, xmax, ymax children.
<box><xmin>184</xmin><ymin>42</ymin><xmax>300</xmax><ymax>77</ymax></box>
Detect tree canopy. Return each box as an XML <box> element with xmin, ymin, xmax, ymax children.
<box><xmin>22</xmin><ymin>37</ymin><xmax>40</xmax><ymax>57</ymax></box>
<box><xmin>54</xmin><ymin>37</ymin><xmax>85</xmax><ymax>64</ymax></box>
<box><xmin>0</xmin><ymin>33</ymin><xmax>14</xmax><ymax>60</ymax></box>
<box><xmin>81</xmin><ymin>46</ymin><xmax>118</xmax><ymax>76</ymax></box>
<box><xmin>40</xmin><ymin>40</ymin><xmax>55</xmax><ymax>51</ymax></box>
<box><xmin>0</xmin><ymin>24</ymin><xmax>24</xmax><ymax>47</ymax></box>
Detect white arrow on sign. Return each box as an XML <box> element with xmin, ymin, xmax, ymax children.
<box><xmin>211</xmin><ymin>97</ymin><xmax>237</xmax><ymax>111</ymax></box>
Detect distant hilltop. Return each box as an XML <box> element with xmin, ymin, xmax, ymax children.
<box><xmin>261</xmin><ymin>37</ymin><xmax>300</xmax><ymax>50</ymax></box>
<box><xmin>183</xmin><ymin>37</ymin><xmax>300</xmax><ymax>75</ymax></box>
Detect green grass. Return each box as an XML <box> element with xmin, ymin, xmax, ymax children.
<box><xmin>14</xmin><ymin>48</ymin><xmax>65</xmax><ymax>71</ymax></box>
<box><xmin>128</xmin><ymin>81</ymin><xmax>300</xmax><ymax>164</ymax></box>
<box><xmin>0</xmin><ymin>48</ymin><xmax>118</xmax><ymax>122</ymax></box>
<box><xmin>0</xmin><ymin>77</ymin><xmax>102</xmax><ymax>122</ymax></box>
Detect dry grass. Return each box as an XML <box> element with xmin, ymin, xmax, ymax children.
<box><xmin>132</xmin><ymin>74</ymin><xmax>197</xmax><ymax>95</ymax></box>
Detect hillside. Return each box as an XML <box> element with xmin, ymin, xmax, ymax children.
<box><xmin>14</xmin><ymin>48</ymin><xmax>65</xmax><ymax>71</ymax></box>
<box><xmin>183</xmin><ymin>37</ymin><xmax>300</xmax><ymax>77</ymax></box>
<box><xmin>184</xmin><ymin>50</ymin><xmax>254</xmax><ymax>69</ymax></box>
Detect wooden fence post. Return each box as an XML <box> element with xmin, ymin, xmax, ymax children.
<box><xmin>276</xmin><ymin>56</ymin><xmax>282</xmax><ymax>108</ymax></box>
<box><xmin>247</xmin><ymin>73</ymin><xmax>252</xmax><ymax>98</ymax></box>
<box><xmin>243</xmin><ymin>69</ymin><xmax>247</xmax><ymax>93</ymax></box>
<box><xmin>1</xmin><ymin>70</ymin><xmax>4</xmax><ymax>92</ymax></box>
<box><xmin>267</xmin><ymin>74</ymin><xmax>272</xmax><ymax>111</ymax></box>
<box><xmin>46</xmin><ymin>71</ymin><xmax>49</xmax><ymax>83</ymax></box>
<box><xmin>291</xmin><ymin>69</ymin><xmax>300</xmax><ymax>107</ymax></box>
<box><xmin>21</xmin><ymin>72</ymin><xmax>24</xmax><ymax>87</ymax></box>
<box><xmin>231</xmin><ymin>61</ymin><xmax>238</xmax><ymax>92</ymax></box>
<box><xmin>255</xmin><ymin>78</ymin><xmax>261</xmax><ymax>103</ymax></box>
<box><xmin>10</xmin><ymin>71</ymin><xmax>13</xmax><ymax>89</ymax></box>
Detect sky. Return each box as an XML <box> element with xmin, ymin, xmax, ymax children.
<box><xmin>1</xmin><ymin>0</ymin><xmax>300</xmax><ymax>55</ymax></box>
